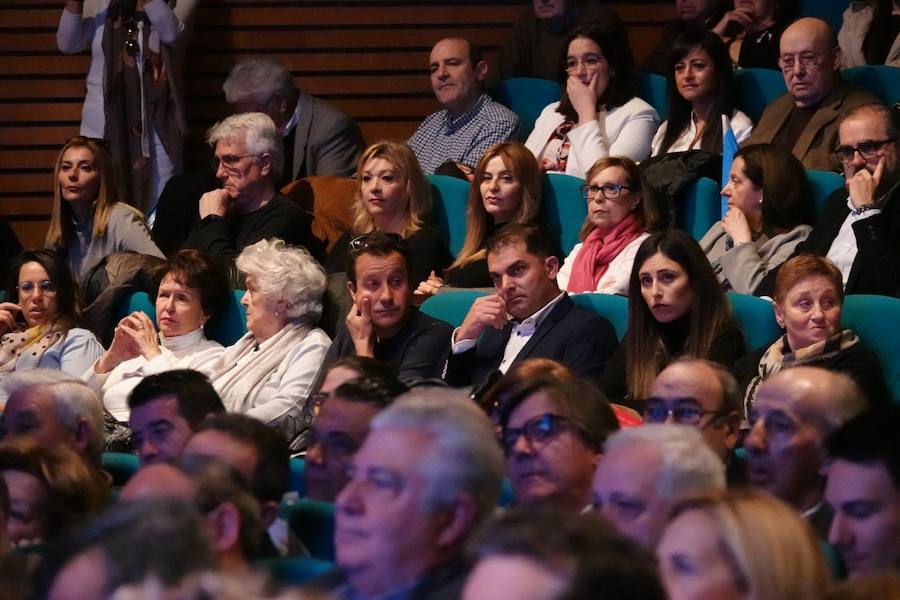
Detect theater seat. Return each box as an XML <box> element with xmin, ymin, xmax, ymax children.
<box><xmin>806</xmin><ymin>169</ymin><xmax>844</xmax><ymax>217</ymax></box>
<box><xmin>637</xmin><ymin>71</ymin><xmax>669</xmax><ymax>120</ymax></box>
<box><xmin>841</xmin><ymin>295</ymin><xmax>900</xmax><ymax>404</ymax></box>
<box><xmin>488</xmin><ymin>77</ymin><xmax>562</xmax><ymax>134</ymax></box>
<box><xmin>429</xmin><ymin>174</ymin><xmax>470</xmax><ymax>257</ymax></box>
<box><xmin>542</xmin><ymin>173</ymin><xmax>587</xmax><ymax>256</ymax></box>
<box><xmin>114</xmin><ymin>290</ymin><xmax>157</xmax><ymax>328</ymax></box>
<box><xmin>256</xmin><ymin>558</ymin><xmax>334</xmax><ymax>585</ymax></box>
<box><xmin>842</xmin><ymin>65</ymin><xmax>900</xmax><ymax>105</ymax></box>
<box><xmin>679</xmin><ymin>177</ymin><xmax>721</xmax><ymax>241</ymax></box>
<box><xmin>733</xmin><ymin>68</ymin><xmax>787</xmax><ymax>122</ymax></box>
<box><xmin>101</xmin><ymin>452</ymin><xmax>140</xmax><ymax>486</ymax></box>
<box><xmin>727</xmin><ymin>292</ymin><xmax>781</xmax><ymax>352</ymax></box>
<box><xmin>284</xmin><ymin>498</ymin><xmax>336</xmax><ymax>562</ymax></box>
<box><xmin>420</xmin><ymin>289</ymin><xmax>488</xmax><ymax>328</ymax></box>
<box><xmin>570</xmin><ymin>293</ymin><xmax>629</xmax><ymax>340</ymax></box>
<box><xmin>206</xmin><ymin>289</ymin><xmax>247</xmax><ymax>347</ymax></box>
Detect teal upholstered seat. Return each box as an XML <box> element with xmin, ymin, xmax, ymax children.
<box><xmin>488</xmin><ymin>77</ymin><xmax>562</xmax><ymax>134</ymax></box>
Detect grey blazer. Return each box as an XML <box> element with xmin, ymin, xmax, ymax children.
<box><xmin>290</xmin><ymin>92</ymin><xmax>364</xmax><ymax>180</ymax></box>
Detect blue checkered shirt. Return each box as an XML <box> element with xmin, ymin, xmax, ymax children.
<box><xmin>408</xmin><ymin>94</ymin><xmax>523</xmax><ymax>174</ymax></box>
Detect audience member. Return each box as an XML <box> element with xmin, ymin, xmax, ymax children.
<box><xmin>744</xmin><ymin>366</ymin><xmax>868</xmax><ymax>537</ymax></box>
<box><xmin>497</xmin><ymin>375</ymin><xmax>618</xmax><ymax>512</ymax></box>
<box><xmin>324</xmin><ymin>232</ymin><xmax>453</xmax><ymax>383</ymax></box>
<box><xmin>206</xmin><ymin>239</ymin><xmax>330</xmax><ymax>426</ymax></box>
<box><xmin>303</xmin><ymin>356</ymin><xmax>399</xmax><ymax>418</ymax></box>
<box><xmin>839</xmin><ymin>0</ymin><xmax>900</xmax><ymax>68</ymax></box>
<box><xmin>591</xmin><ymin>424</ymin><xmax>725</xmax><ymax>549</ymax></box>
<box><xmin>127</xmin><ymin>369</ymin><xmax>225</xmax><ymax>465</ymax></box>
<box><xmin>182</xmin><ymin>113</ymin><xmax>323</xmax><ymax>281</ymax></box>
<box><xmin>526</xmin><ymin>25</ymin><xmax>659</xmax><ymax>177</ymax></box>
<box><xmin>735</xmin><ymin>255</ymin><xmax>888</xmax><ymax>413</ymax></box>
<box><xmin>651</xmin><ymin>28</ymin><xmax>753</xmax><ymax>156</ymax></box>
<box><xmin>647</xmin><ymin>358</ymin><xmax>745</xmax><ymax>483</ymax></box>
<box><xmin>324</xmin><ymin>141</ymin><xmax>451</xmax><ymax>287</ymax></box>
<box><xmin>825</xmin><ymin>405</ymin><xmax>900</xmax><ymax>577</ymax></box>
<box><xmin>600</xmin><ymin>230</ymin><xmax>745</xmax><ymax>406</ymax></box>
<box><xmin>305</xmin><ymin>375</ymin><xmax>407</xmax><ymax>502</ymax></box>
<box><xmin>2</xmin><ymin>370</ymin><xmax>105</xmax><ymax>468</ymax></box>
<box><xmin>699</xmin><ymin>144</ymin><xmax>814</xmax><ymax>294</ymax></box>
<box><xmin>711</xmin><ymin>0</ymin><xmax>785</xmax><ymax>69</ymax></box>
<box><xmin>317</xmin><ymin>388</ymin><xmax>504</xmax><ymax>600</ymax></box>
<box><xmin>658</xmin><ymin>489</ymin><xmax>831</xmax><ymax>600</ymax></box>
<box><xmin>0</xmin><ymin>250</ymin><xmax>103</xmax><ymax>395</ymax></box>
<box><xmin>417</xmin><ymin>142</ymin><xmax>542</xmax><ymax>296</ymax></box>
<box><xmin>463</xmin><ymin>506</ymin><xmax>666</xmax><ymax>600</ymax></box>
<box><xmin>85</xmin><ymin>250</ymin><xmax>227</xmax><ymax>422</ymax></box>
<box><xmin>0</xmin><ymin>474</ymin><xmax>31</xmax><ymax>600</ymax></box>
<box><xmin>557</xmin><ymin>156</ymin><xmax>664</xmax><ymax>294</ymax></box>
<box><xmin>641</xmin><ymin>0</ymin><xmax>727</xmax><ymax>74</ymax></box>
<box><xmin>745</xmin><ymin>18</ymin><xmax>878</xmax><ymax>171</ymax></box>
<box><xmin>408</xmin><ymin>38</ymin><xmax>521</xmax><ymax>176</ymax></box>
<box><xmin>44</xmin><ymin>136</ymin><xmax>163</xmax><ymax>282</ymax></box>
<box><xmin>445</xmin><ymin>224</ymin><xmax>618</xmax><ymax>390</ymax></box>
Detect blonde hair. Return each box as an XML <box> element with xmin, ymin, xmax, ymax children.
<box><xmin>351</xmin><ymin>141</ymin><xmax>430</xmax><ymax>238</ymax></box>
<box><xmin>451</xmin><ymin>143</ymin><xmax>541</xmax><ymax>270</ymax></box>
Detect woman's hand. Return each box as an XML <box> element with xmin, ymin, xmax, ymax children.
<box><xmin>414</xmin><ymin>271</ymin><xmax>445</xmax><ymax>297</ymax></box>
<box><xmin>125</xmin><ymin>311</ymin><xmax>162</xmax><ymax>359</ymax></box>
<box><xmin>95</xmin><ymin>316</ymin><xmax>142</xmax><ymax>373</ymax></box>
<box><xmin>712</xmin><ymin>8</ymin><xmax>755</xmax><ymax>40</ymax></box>
<box><xmin>722</xmin><ymin>207</ymin><xmax>753</xmax><ymax>245</ymax></box>
<box><xmin>567</xmin><ymin>72</ymin><xmax>602</xmax><ymax>126</ymax></box>
<box><xmin>0</xmin><ymin>302</ymin><xmax>22</xmax><ymax>336</ymax></box>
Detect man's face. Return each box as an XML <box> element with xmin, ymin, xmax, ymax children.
<box><xmin>779</xmin><ymin>23</ymin><xmax>839</xmax><ymax>109</ymax></box>
<box><xmin>838</xmin><ymin>113</ymin><xmax>900</xmax><ymax>193</ymax></box>
<box><xmin>463</xmin><ymin>555</ymin><xmax>568</xmax><ymax>600</ymax></box>
<box><xmin>182</xmin><ymin>430</ymin><xmax>259</xmax><ymax>486</ymax></box>
<box><xmin>349</xmin><ymin>251</ymin><xmax>411</xmax><ymax>337</ymax></box>
<box><xmin>487</xmin><ymin>241</ymin><xmax>560</xmax><ymax>321</ymax></box>
<box><xmin>532</xmin><ymin>0</ymin><xmax>568</xmax><ymax>19</ymax></box>
<box><xmin>676</xmin><ymin>0</ymin><xmax>712</xmax><ymax>22</ymax></box>
<box><xmin>429</xmin><ymin>39</ymin><xmax>486</xmax><ymax>117</ymax></box>
<box><xmin>825</xmin><ymin>459</ymin><xmax>900</xmax><ymax>576</ymax></box>
<box><xmin>744</xmin><ymin>378</ymin><xmax>826</xmax><ymax>509</ymax></box>
<box><xmin>129</xmin><ymin>396</ymin><xmax>195</xmax><ymax>466</ymax></box>
<box><xmin>3</xmin><ymin>386</ymin><xmax>78</xmax><ymax>455</ymax></box>
<box><xmin>335</xmin><ymin>428</ymin><xmax>448</xmax><ymax>597</ymax></box>
<box><xmin>213</xmin><ymin>138</ymin><xmax>270</xmax><ymax>201</ymax></box>
<box><xmin>3</xmin><ymin>469</ymin><xmax>48</xmax><ymax>547</ymax></box>
<box><xmin>648</xmin><ymin>362</ymin><xmax>738</xmax><ymax>460</ymax></box>
<box><xmin>590</xmin><ymin>443</ymin><xmax>668</xmax><ymax>549</ymax></box>
<box><xmin>304</xmin><ymin>396</ymin><xmax>381</xmax><ymax>502</ymax></box>
<box><xmin>505</xmin><ymin>391</ymin><xmax>598</xmax><ymax>511</ymax></box>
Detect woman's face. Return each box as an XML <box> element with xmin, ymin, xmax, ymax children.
<box><xmin>480</xmin><ymin>156</ymin><xmax>524</xmax><ymax>225</ymax></box>
<box><xmin>675</xmin><ymin>47</ymin><xmax>718</xmax><ymax>105</ymax></box>
<box><xmin>658</xmin><ymin>510</ymin><xmax>748</xmax><ymax>600</ymax></box>
<box><xmin>775</xmin><ymin>275</ymin><xmax>842</xmax><ymax>351</ymax></box>
<box><xmin>586</xmin><ymin>165</ymin><xmax>640</xmax><ymax>236</ymax></box>
<box><xmin>721</xmin><ymin>158</ymin><xmax>763</xmax><ymax>223</ymax></box>
<box><xmin>639</xmin><ymin>252</ymin><xmax>694</xmax><ymax>323</ymax></box>
<box><xmin>240</xmin><ymin>274</ymin><xmax>286</xmax><ymax>341</ymax></box>
<box><xmin>18</xmin><ymin>261</ymin><xmax>60</xmax><ymax>328</ymax></box>
<box><xmin>57</xmin><ymin>146</ymin><xmax>101</xmax><ymax>208</ymax></box>
<box><xmin>567</xmin><ymin>36</ymin><xmax>610</xmax><ymax>94</ymax></box>
<box><xmin>155</xmin><ymin>272</ymin><xmax>207</xmax><ymax>338</ymax></box>
<box><xmin>360</xmin><ymin>157</ymin><xmax>406</xmax><ymax>225</ymax></box>
<box><xmin>3</xmin><ymin>469</ymin><xmax>49</xmax><ymax>547</ymax></box>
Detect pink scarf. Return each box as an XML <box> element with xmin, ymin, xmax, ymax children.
<box><xmin>567</xmin><ymin>213</ymin><xmax>643</xmax><ymax>293</ymax></box>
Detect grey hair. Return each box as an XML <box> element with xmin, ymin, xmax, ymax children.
<box><xmin>811</xmin><ymin>370</ymin><xmax>868</xmax><ymax>434</ymax></box>
<box><xmin>206</xmin><ymin>112</ymin><xmax>284</xmax><ymax>183</ymax></box>
<box><xmin>670</xmin><ymin>357</ymin><xmax>741</xmax><ymax>414</ymax></box>
<box><xmin>235</xmin><ymin>238</ymin><xmax>326</xmax><ymax>323</ymax></box>
<box><xmin>4</xmin><ymin>369</ymin><xmax>104</xmax><ymax>463</ymax></box>
<box><xmin>222</xmin><ymin>57</ymin><xmax>298</xmax><ymax>107</ymax></box>
<box><xmin>605</xmin><ymin>424</ymin><xmax>726</xmax><ymax>500</ymax></box>
<box><xmin>370</xmin><ymin>388</ymin><xmax>504</xmax><ymax>520</ymax></box>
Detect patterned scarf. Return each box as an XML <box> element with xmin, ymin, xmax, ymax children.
<box><xmin>539</xmin><ymin>121</ymin><xmax>574</xmax><ymax>172</ymax></box>
<box><xmin>0</xmin><ymin>324</ymin><xmax>64</xmax><ymax>373</ymax></box>
<box><xmin>567</xmin><ymin>213</ymin><xmax>643</xmax><ymax>293</ymax></box>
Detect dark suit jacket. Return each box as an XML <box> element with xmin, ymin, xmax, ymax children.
<box><xmin>745</xmin><ymin>82</ymin><xmax>878</xmax><ymax>171</ymax></box>
<box><xmin>289</xmin><ymin>93</ymin><xmax>364</xmax><ymax>182</ymax></box>
<box><xmin>443</xmin><ymin>294</ymin><xmax>618</xmax><ymax>389</ymax></box>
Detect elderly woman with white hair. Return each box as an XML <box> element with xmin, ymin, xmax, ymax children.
<box><xmin>206</xmin><ymin>238</ymin><xmax>331</xmax><ymax>426</ymax></box>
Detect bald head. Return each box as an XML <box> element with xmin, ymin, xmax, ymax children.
<box><xmin>779</xmin><ymin>18</ymin><xmax>840</xmax><ymax>109</ymax></box>
<box><xmin>761</xmin><ymin>367</ymin><xmax>867</xmax><ymax>435</ymax></box>
<box><xmin>120</xmin><ymin>464</ymin><xmax>196</xmax><ymax>503</ymax></box>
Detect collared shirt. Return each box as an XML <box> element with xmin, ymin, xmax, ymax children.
<box><xmin>408</xmin><ymin>94</ymin><xmax>522</xmax><ymax>174</ymax></box>
<box><xmin>651</xmin><ymin>110</ymin><xmax>754</xmax><ymax>156</ymax></box>
<box><xmin>826</xmin><ymin>196</ymin><xmax>882</xmax><ymax>287</ymax></box>
<box><xmin>451</xmin><ymin>292</ymin><xmax>566</xmax><ymax>374</ymax></box>
<box><xmin>283</xmin><ymin>95</ymin><xmax>302</xmax><ymax>137</ymax></box>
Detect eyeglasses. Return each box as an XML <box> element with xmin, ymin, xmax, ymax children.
<box><xmin>348</xmin><ymin>232</ymin><xmax>404</xmax><ymax>254</ymax></box>
<box><xmin>17</xmin><ymin>280</ymin><xmax>56</xmax><ymax>297</ymax></box>
<box><xmin>777</xmin><ymin>48</ymin><xmax>834</xmax><ymax>73</ymax></box>
<box><xmin>124</xmin><ymin>19</ymin><xmax>139</xmax><ymax>56</ymax></box>
<box><xmin>501</xmin><ymin>413</ymin><xmax>575</xmax><ymax>455</ymax></box>
<box><xmin>641</xmin><ymin>398</ymin><xmax>721</xmax><ymax>425</ymax></box>
<box><xmin>834</xmin><ymin>138</ymin><xmax>897</xmax><ymax>164</ymax></box>
<box><xmin>581</xmin><ymin>183</ymin><xmax>634</xmax><ymax>200</ymax></box>
<box><xmin>212</xmin><ymin>153</ymin><xmax>259</xmax><ymax>174</ymax></box>
<box><xmin>565</xmin><ymin>53</ymin><xmax>606</xmax><ymax>73</ymax></box>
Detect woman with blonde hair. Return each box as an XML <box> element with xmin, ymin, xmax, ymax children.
<box><xmin>657</xmin><ymin>488</ymin><xmax>831</xmax><ymax>600</ymax></box>
<box><xmin>325</xmin><ymin>140</ymin><xmax>450</xmax><ymax>286</ymax></box>
<box><xmin>416</xmin><ymin>142</ymin><xmax>541</xmax><ymax>296</ymax></box>
<box><xmin>45</xmin><ymin>136</ymin><xmax>163</xmax><ymax>282</ymax></box>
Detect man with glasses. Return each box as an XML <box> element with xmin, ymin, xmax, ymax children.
<box><xmin>746</xmin><ymin>17</ymin><xmax>877</xmax><ymax>171</ymax></box>
<box><xmin>647</xmin><ymin>358</ymin><xmax>745</xmax><ymax>484</ymax></box>
<box><xmin>322</xmin><ymin>232</ymin><xmax>453</xmax><ymax>384</ymax></box>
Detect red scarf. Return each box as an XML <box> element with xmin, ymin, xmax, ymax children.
<box><xmin>567</xmin><ymin>213</ymin><xmax>643</xmax><ymax>293</ymax></box>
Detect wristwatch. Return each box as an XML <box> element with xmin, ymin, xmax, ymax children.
<box><xmin>853</xmin><ymin>203</ymin><xmax>877</xmax><ymax>215</ymax></box>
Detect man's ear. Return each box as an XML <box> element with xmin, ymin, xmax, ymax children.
<box><xmin>724</xmin><ymin>411</ymin><xmax>742</xmax><ymax>450</ymax></box>
<box><xmin>544</xmin><ymin>255</ymin><xmax>560</xmax><ymax>279</ymax></box>
<box><xmin>73</xmin><ymin>418</ymin><xmax>91</xmax><ymax>455</ymax></box>
<box><xmin>207</xmin><ymin>502</ymin><xmax>241</xmax><ymax>553</ymax></box>
<box><xmin>346</xmin><ymin>279</ymin><xmax>358</xmax><ymax>303</ymax></box>
<box><xmin>258</xmin><ymin>153</ymin><xmax>272</xmax><ymax>177</ymax></box>
<box><xmin>435</xmin><ymin>492</ymin><xmax>478</xmax><ymax>549</ymax></box>
<box><xmin>475</xmin><ymin>60</ymin><xmax>489</xmax><ymax>84</ymax></box>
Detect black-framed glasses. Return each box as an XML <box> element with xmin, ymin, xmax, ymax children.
<box><xmin>124</xmin><ymin>18</ymin><xmax>139</xmax><ymax>55</ymax></box>
<box><xmin>641</xmin><ymin>397</ymin><xmax>721</xmax><ymax>425</ymax></box>
<box><xmin>348</xmin><ymin>232</ymin><xmax>404</xmax><ymax>254</ymax></box>
<box><xmin>834</xmin><ymin>138</ymin><xmax>897</xmax><ymax>164</ymax></box>
<box><xmin>17</xmin><ymin>280</ymin><xmax>56</xmax><ymax>296</ymax></box>
<box><xmin>581</xmin><ymin>183</ymin><xmax>634</xmax><ymax>200</ymax></box>
<box><xmin>565</xmin><ymin>53</ymin><xmax>606</xmax><ymax>73</ymax></box>
<box><xmin>501</xmin><ymin>413</ymin><xmax>575</xmax><ymax>454</ymax></box>
<box><xmin>777</xmin><ymin>47</ymin><xmax>834</xmax><ymax>73</ymax></box>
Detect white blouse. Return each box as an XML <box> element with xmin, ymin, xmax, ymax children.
<box><xmin>651</xmin><ymin>110</ymin><xmax>754</xmax><ymax>156</ymax></box>
<box><xmin>556</xmin><ymin>233</ymin><xmax>650</xmax><ymax>296</ymax></box>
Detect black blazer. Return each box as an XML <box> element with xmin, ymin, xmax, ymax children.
<box><xmin>443</xmin><ymin>294</ymin><xmax>618</xmax><ymax>389</ymax></box>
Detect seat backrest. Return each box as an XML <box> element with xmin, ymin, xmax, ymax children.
<box><xmin>487</xmin><ymin>77</ymin><xmax>562</xmax><ymax>134</ymax></box>
<box><xmin>115</xmin><ymin>290</ymin><xmax>157</xmax><ymax>327</ymax></box>
<box><xmin>806</xmin><ymin>169</ymin><xmax>844</xmax><ymax>217</ymax></box>
<box><xmin>282</xmin><ymin>176</ymin><xmax>356</xmax><ymax>252</ymax></box>
<box><xmin>841</xmin><ymin>294</ymin><xmax>900</xmax><ymax>404</ymax></box>
<box><xmin>541</xmin><ymin>173</ymin><xmax>587</xmax><ymax>256</ymax></box>
<box><xmin>206</xmin><ymin>289</ymin><xmax>248</xmax><ymax>347</ymax></box>
<box><xmin>255</xmin><ymin>557</ymin><xmax>334</xmax><ymax>586</ymax></box>
<box><xmin>679</xmin><ymin>177</ymin><xmax>721</xmax><ymax>241</ymax></box>
<box><xmin>733</xmin><ymin>68</ymin><xmax>787</xmax><ymax>122</ymax></box>
<box><xmin>429</xmin><ymin>174</ymin><xmax>471</xmax><ymax>257</ymax></box>
<box><xmin>842</xmin><ymin>65</ymin><xmax>900</xmax><ymax>105</ymax></box>
<box><xmin>570</xmin><ymin>293</ymin><xmax>629</xmax><ymax>340</ymax></box>
<box><xmin>420</xmin><ymin>289</ymin><xmax>489</xmax><ymax>328</ymax></box>
<box><xmin>637</xmin><ymin>71</ymin><xmax>669</xmax><ymax>121</ymax></box>
<box><xmin>284</xmin><ymin>498</ymin><xmax>337</xmax><ymax>562</ymax></box>
<box><xmin>727</xmin><ymin>292</ymin><xmax>781</xmax><ymax>352</ymax></box>
<box><xmin>796</xmin><ymin>0</ymin><xmax>844</xmax><ymax>31</ymax></box>
<box><xmin>101</xmin><ymin>452</ymin><xmax>141</xmax><ymax>486</ymax></box>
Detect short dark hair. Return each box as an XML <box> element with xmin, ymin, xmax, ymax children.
<box><xmin>194</xmin><ymin>414</ymin><xmax>289</xmax><ymax>504</ymax></box>
<box><xmin>127</xmin><ymin>370</ymin><xmax>225</xmax><ymax>430</ymax></box>
<box><xmin>485</xmin><ymin>223</ymin><xmax>556</xmax><ymax>260</ymax></box>
<box><xmin>151</xmin><ymin>249</ymin><xmax>230</xmax><ymax>323</ymax></box>
<box><xmin>468</xmin><ymin>506</ymin><xmax>666</xmax><ymax>600</ymax></box>
<box><xmin>345</xmin><ymin>231</ymin><xmax>411</xmax><ymax>286</ymax></box>
<box><xmin>6</xmin><ymin>249</ymin><xmax>81</xmax><ymax>330</ymax></box>
<box><xmin>333</xmin><ymin>375</ymin><xmax>408</xmax><ymax>410</ymax></box>
<box><xmin>827</xmin><ymin>405</ymin><xmax>900</xmax><ymax>489</ymax></box>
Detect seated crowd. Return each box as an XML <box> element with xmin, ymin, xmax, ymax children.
<box><xmin>2</xmin><ymin>2</ymin><xmax>900</xmax><ymax>599</ymax></box>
